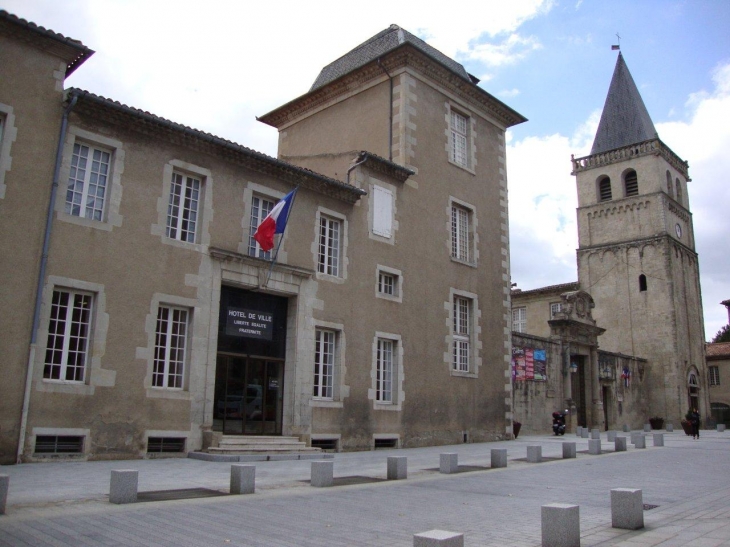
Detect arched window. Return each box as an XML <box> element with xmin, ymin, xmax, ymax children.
<box><xmin>688</xmin><ymin>371</ymin><xmax>700</xmax><ymax>412</ymax></box>
<box><xmin>675</xmin><ymin>178</ymin><xmax>682</xmax><ymax>204</ymax></box>
<box><xmin>598</xmin><ymin>176</ymin><xmax>612</xmax><ymax>202</ymax></box>
<box><xmin>666</xmin><ymin>171</ymin><xmax>674</xmax><ymax>198</ymax></box>
<box><xmin>624</xmin><ymin>170</ymin><xmax>639</xmax><ymax>197</ymax></box>
<box><xmin>639</xmin><ymin>274</ymin><xmax>647</xmax><ymax>292</ymax></box>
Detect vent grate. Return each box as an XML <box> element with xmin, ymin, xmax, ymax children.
<box><xmin>35</xmin><ymin>435</ymin><xmax>84</xmax><ymax>454</ymax></box>
<box><xmin>311</xmin><ymin>438</ymin><xmax>338</xmax><ymax>451</ymax></box>
<box><xmin>147</xmin><ymin>437</ymin><xmax>186</xmax><ymax>453</ymax></box>
<box><xmin>374</xmin><ymin>438</ymin><xmax>398</xmax><ymax>449</ymax></box>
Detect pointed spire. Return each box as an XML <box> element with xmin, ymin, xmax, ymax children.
<box><xmin>591</xmin><ymin>53</ymin><xmax>657</xmax><ymax>155</ymax></box>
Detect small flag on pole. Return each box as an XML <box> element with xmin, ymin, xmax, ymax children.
<box><xmin>611</xmin><ymin>45</ymin><xmax>620</xmax><ymax>50</ymax></box>
<box><xmin>253</xmin><ymin>188</ymin><xmax>298</xmax><ymax>252</ymax></box>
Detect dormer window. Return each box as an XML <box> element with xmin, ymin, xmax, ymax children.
<box><xmin>598</xmin><ymin>176</ymin><xmax>612</xmax><ymax>202</ymax></box>
<box><xmin>624</xmin><ymin>169</ymin><xmax>638</xmax><ymax>197</ymax></box>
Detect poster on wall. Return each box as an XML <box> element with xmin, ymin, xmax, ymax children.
<box><xmin>512</xmin><ymin>347</ymin><xmax>547</xmax><ymax>381</ymax></box>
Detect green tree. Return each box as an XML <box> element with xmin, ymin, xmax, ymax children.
<box><xmin>712</xmin><ymin>324</ymin><xmax>730</xmax><ymax>343</ymax></box>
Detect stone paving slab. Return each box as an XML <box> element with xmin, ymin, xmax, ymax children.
<box><xmin>0</xmin><ymin>431</ymin><xmax>728</xmax><ymax>546</ymax></box>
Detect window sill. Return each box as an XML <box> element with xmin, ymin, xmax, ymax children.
<box><xmin>315</xmin><ymin>271</ymin><xmax>345</xmax><ymax>284</ymax></box>
<box><xmin>376</xmin><ymin>292</ymin><xmax>402</xmax><ymax>303</ymax></box>
<box><xmin>374</xmin><ymin>401</ymin><xmax>401</xmax><ymax>411</ymax></box>
<box><xmin>448</xmin><ymin>159</ymin><xmax>476</xmax><ymax>176</ymax></box>
<box><xmin>57</xmin><ymin>211</ymin><xmax>115</xmax><ymax>232</ymax></box>
<box><xmin>37</xmin><ymin>380</ymin><xmax>94</xmax><ymax>395</ymax></box>
<box><xmin>450</xmin><ymin>256</ymin><xmax>477</xmax><ymax>268</ymax></box>
<box><xmin>450</xmin><ymin>370</ymin><xmax>478</xmax><ymax>379</ymax></box>
<box><xmin>310</xmin><ymin>399</ymin><xmax>343</xmax><ymax>409</ymax></box>
<box><xmin>146</xmin><ymin>387</ymin><xmax>190</xmax><ymax>400</ymax></box>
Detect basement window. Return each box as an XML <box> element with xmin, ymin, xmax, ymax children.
<box><xmin>311</xmin><ymin>438</ymin><xmax>339</xmax><ymax>451</ymax></box>
<box><xmin>374</xmin><ymin>437</ymin><xmax>398</xmax><ymax>449</ymax></box>
<box><xmin>35</xmin><ymin>435</ymin><xmax>84</xmax><ymax>454</ymax></box>
<box><xmin>147</xmin><ymin>437</ymin><xmax>186</xmax><ymax>453</ymax></box>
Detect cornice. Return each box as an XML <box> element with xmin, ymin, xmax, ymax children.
<box><xmin>258</xmin><ymin>44</ymin><xmax>526</xmax><ymax>130</ymax></box>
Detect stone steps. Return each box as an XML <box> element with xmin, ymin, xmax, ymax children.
<box><xmin>208</xmin><ymin>435</ymin><xmax>322</xmax><ymax>455</ymax></box>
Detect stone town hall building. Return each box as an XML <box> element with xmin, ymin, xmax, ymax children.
<box><xmin>0</xmin><ymin>13</ymin><xmax>525</xmax><ymax>463</ymax></box>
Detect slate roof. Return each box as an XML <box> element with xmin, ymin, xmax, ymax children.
<box><xmin>511</xmin><ymin>281</ymin><xmax>580</xmax><ymax>297</ymax></box>
<box><xmin>591</xmin><ymin>53</ymin><xmax>657</xmax><ymax>155</ymax></box>
<box><xmin>310</xmin><ymin>24</ymin><xmax>474</xmax><ymax>91</ymax></box>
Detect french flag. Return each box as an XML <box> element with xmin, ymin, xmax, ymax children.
<box><xmin>253</xmin><ymin>188</ymin><xmax>298</xmax><ymax>252</ymax></box>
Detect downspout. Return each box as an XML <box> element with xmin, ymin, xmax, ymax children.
<box><xmin>377</xmin><ymin>58</ymin><xmax>394</xmax><ymax>161</ymax></box>
<box><xmin>17</xmin><ymin>91</ymin><xmax>79</xmax><ymax>463</ymax></box>
<box><xmin>346</xmin><ymin>152</ymin><xmax>368</xmax><ymax>186</ymax></box>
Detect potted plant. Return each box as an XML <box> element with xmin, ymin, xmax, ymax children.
<box><xmin>681</xmin><ymin>410</ymin><xmax>693</xmax><ymax>436</ymax></box>
<box><xmin>649</xmin><ymin>416</ymin><xmax>664</xmax><ymax>430</ymax></box>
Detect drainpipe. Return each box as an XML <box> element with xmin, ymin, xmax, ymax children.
<box><xmin>377</xmin><ymin>58</ymin><xmax>394</xmax><ymax>161</ymax></box>
<box><xmin>346</xmin><ymin>152</ymin><xmax>368</xmax><ymax>187</ymax></box>
<box><xmin>17</xmin><ymin>91</ymin><xmax>79</xmax><ymax>463</ymax></box>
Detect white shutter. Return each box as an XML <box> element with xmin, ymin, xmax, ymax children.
<box><xmin>372</xmin><ymin>186</ymin><xmax>393</xmax><ymax>238</ymax></box>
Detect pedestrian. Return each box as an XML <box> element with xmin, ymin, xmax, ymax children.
<box><xmin>689</xmin><ymin>408</ymin><xmax>701</xmax><ymax>439</ymax></box>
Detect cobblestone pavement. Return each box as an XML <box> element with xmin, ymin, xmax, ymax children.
<box><xmin>1</xmin><ymin>430</ymin><xmax>729</xmax><ymax>546</ymax></box>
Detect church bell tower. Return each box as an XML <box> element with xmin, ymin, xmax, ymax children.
<box><xmin>571</xmin><ymin>53</ymin><xmax>707</xmax><ymax>424</ymax></box>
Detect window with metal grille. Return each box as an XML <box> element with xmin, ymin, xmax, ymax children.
<box><xmin>450</xmin><ymin>110</ymin><xmax>468</xmax><ymax>167</ymax></box>
<box><xmin>147</xmin><ymin>437</ymin><xmax>186</xmax><ymax>453</ymax></box>
<box><xmin>709</xmin><ymin>366</ymin><xmax>720</xmax><ymax>386</ymax></box>
<box><xmin>66</xmin><ymin>143</ymin><xmax>111</xmax><ymax>221</ymax></box>
<box><xmin>376</xmin><ymin>338</ymin><xmax>394</xmax><ymax>403</ymax></box>
<box><xmin>374</xmin><ymin>438</ymin><xmax>398</xmax><ymax>449</ymax></box>
<box><xmin>248</xmin><ymin>195</ymin><xmax>274</xmax><ymax>259</ymax></box>
<box><xmin>598</xmin><ymin>177</ymin><xmax>612</xmax><ymax>201</ymax></box>
<box><xmin>453</xmin><ymin>297</ymin><xmax>471</xmax><ymax>372</ymax></box>
<box><xmin>451</xmin><ymin>205</ymin><xmax>471</xmax><ymax>262</ymax></box>
<box><xmin>44</xmin><ymin>289</ymin><xmax>93</xmax><ymax>382</ymax></box>
<box><xmin>624</xmin><ymin>170</ymin><xmax>638</xmax><ymax>197</ymax></box>
<box><xmin>166</xmin><ymin>172</ymin><xmax>201</xmax><ymax>243</ymax></box>
<box><xmin>317</xmin><ymin>215</ymin><xmax>340</xmax><ymax>276</ymax></box>
<box><xmin>313</xmin><ymin>329</ymin><xmax>335</xmax><ymax>399</ymax></box>
<box><xmin>35</xmin><ymin>435</ymin><xmax>84</xmax><ymax>454</ymax></box>
<box><xmin>311</xmin><ymin>438</ymin><xmax>338</xmax><ymax>451</ymax></box>
<box><xmin>153</xmin><ymin>306</ymin><xmax>188</xmax><ymax>389</ymax></box>
<box><xmin>512</xmin><ymin>307</ymin><xmax>526</xmax><ymax>332</ymax></box>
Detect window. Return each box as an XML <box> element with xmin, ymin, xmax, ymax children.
<box><xmin>666</xmin><ymin>171</ymin><xmax>674</xmax><ymax>198</ymax></box>
<box><xmin>450</xmin><ymin>110</ymin><xmax>468</xmax><ymax>167</ymax></box>
<box><xmin>709</xmin><ymin>366</ymin><xmax>720</xmax><ymax>386</ymax></box>
<box><xmin>379</xmin><ymin>272</ymin><xmax>395</xmax><ymax>296</ymax></box>
<box><xmin>675</xmin><ymin>178</ymin><xmax>682</xmax><ymax>204</ymax></box>
<box><xmin>248</xmin><ymin>195</ymin><xmax>275</xmax><ymax>259</ymax></box>
<box><xmin>317</xmin><ymin>215</ymin><xmax>341</xmax><ymax>276</ymax></box>
<box><xmin>147</xmin><ymin>437</ymin><xmax>186</xmax><ymax>453</ymax></box>
<box><xmin>166</xmin><ymin>172</ymin><xmax>201</xmax><ymax>243</ymax></box>
<box><xmin>372</xmin><ymin>185</ymin><xmax>393</xmax><ymax>238</ymax></box>
<box><xmin>639</xmin><ymin>274</ymin><xmax>647</xmax><ymax>292</ymax></box>
<box><xmin>550</xmin><ymin>302</ymin><xmax>562</xmax><ymax>318</ymax></box>
<box><xmin>598</xmin><ymin>176</ymin><xmax>612</xmax><ymax>202</ymax></box>
<box><xmin>0</xmin><ymin>104</ymin><xmax>16</xmax><ymax>200</ymax></box>
<box><xmin>65</xmin><ymin>143</ymin><xmax>111</xmax><ymax>221</ymax></box>
<box><xmin>453</xmin><ymin>296</ymin><xmax>471</xmax><ymax>372</ymax></box>
<box><xmin>35</xmin><ymin>435</ymin><xmax>84</xmax><ymax>454</ymax></box>
<box><xmin>512</xmin><ymin>307</ymin><xmax>526</xmax><ymax>333</ymax></box>
<box><xmin>153</xmin><ymin>306</ymin><xmax>188</xmax><ymax>389</ymax></box>
<box><xmin>44</xmin><ymin>289</ymin><xmax>93</xmax><ymax>382</ymax></box>
<box><xmin>451</xmin><ymin>204</ymin><xmax>471</xmax><ymax>262</ymax></box>
<box><xmin>624</xmin><ymin>170</ymin><xmax>638</xmax><ymax>197</ymax></box>
<box><xmin>314</xmin><ymin>329</ymin><xmax>335</xmax><ymax>399</ymax></box>
<box><xmin>376</xmin><ymin>338</ymin><xmax>394</xmax><ymax>403</ymax></box>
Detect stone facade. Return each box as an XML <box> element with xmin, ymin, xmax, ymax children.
<box><xmin>0</xmin><ymin>15</ymin><xmax>525</xmax><ymax>463</ymax></box>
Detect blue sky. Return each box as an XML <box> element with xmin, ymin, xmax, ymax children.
<box><xmin>3</xmin><ymin>0</ymin><xmax>729</xmax><ymax>339</ymax></box>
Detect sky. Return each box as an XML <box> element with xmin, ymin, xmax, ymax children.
<box><xmin>3</xmin><ymin>0</ymin><xmax>729</xmax><ymax>340</ymax></box>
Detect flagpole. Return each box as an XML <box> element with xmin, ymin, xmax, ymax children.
<box><xmin>263</xmin><ymin>186</ymin><xmax>299</xmax><ymax>288</ymax></box>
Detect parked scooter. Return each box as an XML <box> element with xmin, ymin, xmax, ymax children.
<box><xmin>552</xmin><ymin>410</ymin><xmax>567</xmax><ymax>435</ymax></box>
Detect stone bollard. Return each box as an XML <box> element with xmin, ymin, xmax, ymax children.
<box><xmin>588</xmin><ymin>439</ymin><xmax>601</xmax><ymax>455</ymax></box>
<box><xmin>591</xmin><ymin>428</ymin><xmax>600</xmax><ymax>440</ymax></box>
<box><xmin>607</xmin><ymin>430</ymin><xmax>617</xmax><ymax>442</ymax></box>
<box><xmin>491</xmin><ymin>448</ymin><xmax>508</xmax><ymax>468</ymax></box>
<box><xmin>630</xmin><ymin>432</ymin><xmax>640</xmax><ymax>445</ymax></box>
<box><xmin>581</xmin><ymin>428</ymin><xmax>589</xmax><ymax>439</ymax></box>
<box><xmin>311</xmin><ymin>461</ymin><xmax>334</xmax><ymax>487</ymax></box>
<box><xmin>527</xmin><ymin>445</ymin><xmax>542</xmax><ymax>463</ymax></box>
<box><xmin>575</xmin><ymin>426</ymin><xmax>582</xmax><ymax>437</ymax></box>
<box><xmin>653</xmin><ymin>433</ymin><xmax>664</xmax><ymax>447</ymax></box>
<box><xmin>622</xmin><ymin>424</ymin><xmax>630</xmax><ymax>432</ymax></box>
<box><xmin>562</xmin><ymin>442</ymin><xmax>576</xmax><ymax>459</ymax></box>
<box><xmin>718</xmin><ymin>424</ymin><xmax>726</xmax><ymax>432</ymax></box>
<box><xmin>542</xmin><ymin>503</ymin><xmax>580</xmax><ymax>547</ymax></box>
<box><xmin>0</xmin><ymin>474</ymin><xmax>8</xmax><ymax>515</ymax></box>
<box><xmin>109</xmin><ymin>470</ymin><xmax>138</xmax><ymax>504</ymax></box>
<box><xmin>387</xmin><ymin>456</ymin><xmax>407</xmax><ymax>480</ymax></box>
<box><xmin>413</xmin><ymin>530</ymin><xmax>464</xmax><ymax>547</ymax></box>
<box><xmin>635</xmin><ymin>435</ymin><xmax>646</xmax><ymax>449</ymax></box>
<box><xmin>440</xmin><ymin>453</ymin><xmax>458</xmax><ymax>474</ymax></box>
<box><xmin>611</xmin><ymin>488</ymin><xmax>644</xmax><ymax>530</ymax></box>
<box><xmin>643</xmin><ymin>424</ymin><xmax>651</xmax><ymax>433</ymax></box>
<box><xmin>230</xmin><ymin>464</ymin><xmax>255</xmax><ymax>495</ymax></box>
<box><xmin>615</xmin><ymin>437</ymin><xmax>627</xmax><ymax>452</ymax></box>
<box><xmin>666</xmin><ymin>423</ymin><xmax>674</xmax><ymax>432</ymax></box>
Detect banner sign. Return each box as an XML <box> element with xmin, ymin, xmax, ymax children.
<box><xmin>225</xmin><ymin>307</ymin><xmax>274</xmax><ymax>340</ymax></box>
<box><xmin>512</xmin><ymin>347</ymin><xmax>547</xmax><ymax>381</ymax></box>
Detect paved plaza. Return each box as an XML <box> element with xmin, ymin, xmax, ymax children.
<box><xmin>1</xmin><ymin>429</ymin><xmax>729</xmax><ymax>546</ymax></box>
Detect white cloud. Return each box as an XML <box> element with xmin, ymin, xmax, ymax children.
<box><xmin>499</xmin><ymin>88</ymin><xmax>521</xmax><ymax>98</ymax></box>
<box><xmin>468</xmin><ymin>33</ymin><xmax>543</xmax><ymax>67</ymax></box>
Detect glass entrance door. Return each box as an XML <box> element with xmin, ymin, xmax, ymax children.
<box><xmin>213</xmin><ymin>354</ymin><xmax>283</xmax><ymax>435</ymax></box>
